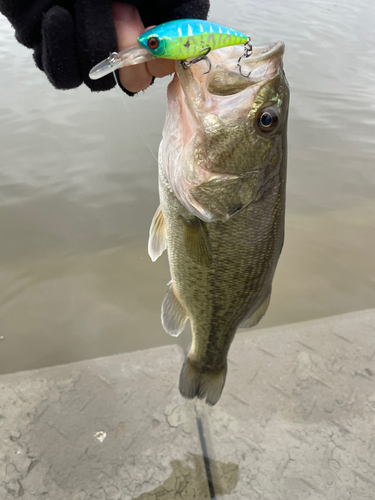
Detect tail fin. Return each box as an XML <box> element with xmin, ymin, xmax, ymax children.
<box><xmin>179</xmin><ymin>357</ymin><xmax>227</xmax><ymax>406</ymax></box>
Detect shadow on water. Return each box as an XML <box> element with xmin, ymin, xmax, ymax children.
<box><xmin>132</xmin><ymin>454</ymin><xmax>238</xmax><ymax>499</ymax></box>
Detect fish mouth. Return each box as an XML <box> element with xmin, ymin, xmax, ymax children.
<box><xmin>170</xmin><ymin>40</ymin><xmax>286</xmax><ymax>140</ymax></box>
<box><xmin>175</xmin><ymin>40</ymin><xmax>285</xmax><ymax>102</ymax></box>
<box><xmin>208</xmin><ymin>40</ymin><xmax>285</xmax><ymax>71</ymax></box>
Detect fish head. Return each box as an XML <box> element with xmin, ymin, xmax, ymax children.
<box><xmin>138</xmin><ymin>30</ymin><xmax>167</xmax><ymax>57</ymax></box>
<box><xmin>161</xmin><ymin>42</ymin><xmax>290</xmax><ymax>221</ymax></box>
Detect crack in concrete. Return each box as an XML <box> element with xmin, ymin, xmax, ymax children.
<box><xmin>296</xmin><ymin>340</ymin><xmax>316</xmax><ymax>351</ymax></box>
<box><xmin>17</xmin><ymin>479</ymin><xmax>24</xmax><ymax>497</ymax></box>
<box><xmin>229</xmin><ymin>393</ymin><xmax>251</xmax><ymax>407</ymax></box>
<box><xmin>353</xmin><ymin>370</ymin><xmax>373</xmax><ymax>382</ymax></box>
<box><xmin>310</xmin><ymin>376</ymin><xmax>334</xmax><ymax>390</ymax></box>
<box><xmin>329</xmin><ymin>419</ymin><xmax>351</xmax><ymax>434</ymax></box>
<box><xmin>267</xmin><ymin>382</ymin><xmax>290</xmax><ymax>398</ymax></box>
<box><xmin>27</xmin><ymin>460</ymin><xmax>39</xmax><ymax>474</ymax></box>
<box><xmin>298</xmin><ymin>477</ymin><xmax>323</xmax><ymax>494</ymax></box>
<box><xmin>351</xmin><ymin>469</ymin><xmax>375</xmax><ymax>488</ymax></box>
<box><xmin>256</xmin><ymin>347</ymin><xmax>276</xmax><ymax>358</ymax></box>
<box><xmin>332</xmin><ymin>332</ymin><xmax>352</xmax><ymax>343</ymax></box>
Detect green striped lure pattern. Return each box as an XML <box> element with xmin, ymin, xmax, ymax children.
<box><xmin>89</xmin><ymin>19</ymin><xmax>252</xmax><ymax>80</ymax></box>
<box><xmin>138</xmin><ymin>20</ymin><xmax>248</xmax><ymax>60</ymax></box>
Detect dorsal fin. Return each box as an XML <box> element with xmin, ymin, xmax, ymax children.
<box><xmin>148</xmin><ymin>206</ymin><xmax>167</xmax><ymax>262</ymax></box>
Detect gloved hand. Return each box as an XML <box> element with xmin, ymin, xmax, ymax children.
<box><xmin>0</xmin><ymin>0</ymin><xmax>210</xmax><ymax>92</ymax></box>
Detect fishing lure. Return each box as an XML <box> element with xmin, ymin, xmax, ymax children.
<box><xmin>89</xmin><ymin>19</ymin><xmax>252</xmax><ymax>80</ymax></box>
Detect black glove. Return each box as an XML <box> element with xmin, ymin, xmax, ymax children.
<box><xmin>0</xmin><ymin>0</ymin><xmax>210</xmax><ymax>92</ymax></box>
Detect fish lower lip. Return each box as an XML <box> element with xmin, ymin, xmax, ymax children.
<box><xmin>246</xmin><ymin>41</ymin><xmax>285</xmax><ymax>64</ymax></box>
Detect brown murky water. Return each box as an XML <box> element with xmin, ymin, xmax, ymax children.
<box><xmin>0</xmin><ymin>0</ymin><xmax>374</xmax><ymax>374</ymax></box>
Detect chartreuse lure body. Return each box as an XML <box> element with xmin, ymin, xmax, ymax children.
<box><xmin>89</xmin><ymin>19</ymin><xmax>250</xmax><ymax>80</ymax></box>
<box><xmin>138</xmin><ymin>20</ymin><xmax>248</xmax><ymax>60</ymax></box>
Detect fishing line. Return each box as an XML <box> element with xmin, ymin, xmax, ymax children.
<box><xmin>111</xmin><ymin>69</ymin><xmax>159</xmax><ymax>164</ymax></box>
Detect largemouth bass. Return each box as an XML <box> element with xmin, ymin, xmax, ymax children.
<box><xmin>148</xmin><ymin>42</ymin><xmax>289</xmax><ymax>406</ymax></box>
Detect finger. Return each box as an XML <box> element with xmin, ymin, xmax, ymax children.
<box><xmin>75</xmin><ymin>0</ymin><xmax>117</xmax><ymax>91</ymax></box>
<box><xmin>112</xmin><ymin>2</ymin><xmax>152</xmax><ymax>93</ymax></box>
<box><xmin>146</xmin><ymin>58</ymin><xmax>175</xmax><ymax>78</ymax></box>
<box><xmin>42</xmin><ymin>6</ymin><xmax>81</xmax><ymax>89</ymax></box>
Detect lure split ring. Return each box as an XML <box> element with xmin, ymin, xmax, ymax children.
<box><xmin>237</xmin><ymin>36</ymin><xmax>253</xmax><ymax>77</ymax></box>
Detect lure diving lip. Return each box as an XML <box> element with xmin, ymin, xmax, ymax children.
<box><xmin>89</xmin><ymin>19</ymin><xmax>250</xmax><ymax>80</ymax></box>
<box><xmin>89</xmin><ymin>46</ymin><xmax>155</xmax><ymax>80</ymax></box>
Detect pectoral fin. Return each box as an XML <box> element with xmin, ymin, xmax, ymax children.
<box><xmin>191</xmin><ymin>175</ymin><xmax>244</xmax><ymax>222</ymax></box>
<box><xmin>161</xmin><ymin>282</ymin><xmax>188</xmax><ymax>337</ymax></box>
<box><xmin>180</xmin><ymin>215</ymin><xmax>212</xmax><ymax>266</ymax></box>
<box><xmin>148</xmin><ymin>206</ymin><xmax>167</xmax><ymax>262</ymax></box>
<box><xmin>239</xmin><ymin>291</ymin><xmax>271</xmax><ymax>329</ymax></box>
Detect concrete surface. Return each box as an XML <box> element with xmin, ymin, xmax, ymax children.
<box><xmin>1</xmin><ymin>309</ymin><xmax>375</xmax><ymax>499</ymax></box>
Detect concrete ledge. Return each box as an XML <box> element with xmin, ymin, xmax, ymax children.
<box><xmin>1</xmin><ymin>309</ymin><xmax>375</xmax><ymax>499</ymax></box>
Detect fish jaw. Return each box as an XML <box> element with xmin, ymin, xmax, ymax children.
<box><xmin>161</xmin><ymin>41</ymin><xmax>289</xmax><ymax>222</ymax></box>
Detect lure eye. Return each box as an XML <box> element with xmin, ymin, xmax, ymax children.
<box><xmin>147</xmin><ymin>37</ymin><xmax>159</xmax><ymax>50</ymax></box>
<box><xmin>257</xmin><ymin>108</ymin><xmax>279</xmax><ymax>133</ymax></box>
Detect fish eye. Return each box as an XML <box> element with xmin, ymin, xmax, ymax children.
<box><xmin>257</xmin><ymin>108</ymin><xmax>279</xmax><ymax>133</ymax></box>
<box><xmin>147</xmin><ymin>37</ymin><xmax>159</xmax><ymax>50</ymax></box>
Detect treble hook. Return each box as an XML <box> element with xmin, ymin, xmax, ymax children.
<box><xmin>237</xmin><ymin>36</ymin><xmax>253</xmax><ymax>77</ymax></box>
<box><xmin>180</xmin><ymin>47</ymin><xmax>212</xmax><ymax>75</ymax></box>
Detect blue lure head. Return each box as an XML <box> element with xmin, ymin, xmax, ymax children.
<box><xmin>138</xmin><ymin>30</ymin><xmax>166</xmax><ymax>57</ymax></box>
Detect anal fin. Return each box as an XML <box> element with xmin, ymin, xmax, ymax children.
<box><xmin>148</xmin><ymin>206</ymin><xmax>167</xmax><ymax>262</ymax></box>
<box><xmin>161</xmin><ymin>281</ymin><xmax>188</xmax><ymax>337</ymax></box>
<box><xmin>239</xmin><ymin>291</ymin><xmax>271</xmax><ymax>329</ymax></box>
